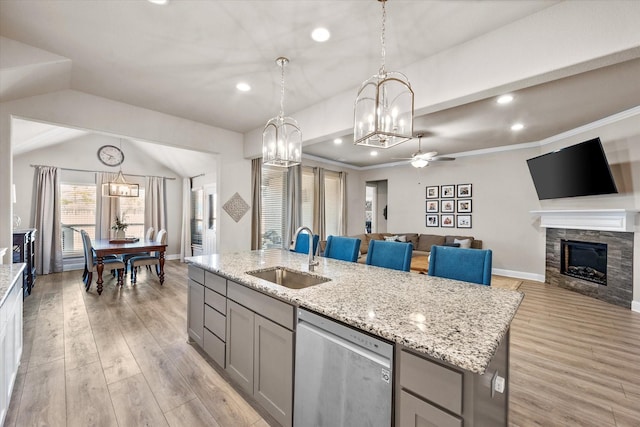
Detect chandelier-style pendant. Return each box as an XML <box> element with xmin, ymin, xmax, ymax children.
<box><xmin>263</xmin><ymin>57</ymin><xmax>302</xmax><ymax>167</ymax></box>
<box><xmin>354</xmin><ymin>0</ymin><xmax>414</xmax><ymax>148</ymax></box>
<box><xmin>102</xmin><ymin>170</ymin><xmax>139</xmax><ymax>197</ymax></box>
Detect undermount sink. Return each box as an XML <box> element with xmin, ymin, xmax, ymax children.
<box><xmin>246</xmin><ymin>267</ymin><xmax>330</xmax><ymax>289</ymax></box>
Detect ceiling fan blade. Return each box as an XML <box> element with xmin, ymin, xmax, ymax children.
<box><xmin>428</xmin><ymin>156</ymin><xmax>455</xmax><ymax>161</ymax></box>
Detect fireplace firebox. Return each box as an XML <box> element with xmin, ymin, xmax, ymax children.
<box><xmin>560</xmin><ymin>239</ymin><xmax>607</xmax><ymax>285</ymax></box>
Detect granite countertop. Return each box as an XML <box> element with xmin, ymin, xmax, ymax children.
<box><xmin>186</xmin><ymin>249</ymin><xmax>524</xmax><ymax>374</ymax></box>
<box><xmin>0</xmin><ymin>263</ymin><xmax>25</xmax><ymax>307</ymax></box>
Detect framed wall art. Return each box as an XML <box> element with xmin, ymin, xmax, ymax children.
<box><xmin>441</xmin><ymin>200</ymin><xmax>455</xmax><ymax>213</ymax></box>
<box><xmin>457</xmin><ymin>199</ymin><xmax>472</xmax><ymax>213</ymax></box>
<box><xmin>457</xmin><ymin>183</ymin><xmax>472</xmax><ymax>198</ymax></box>
<box><xmin>441</xmin><ymin>185</ymin><xmax>455</xmax><ymax>198</ymax></box>
<box><xmin>426</xmin><ymin>200</ymin><xmax>439</xmax><ymax>213</ymax></box>
<box><xmin>457</xmin><ymin>215</ymin><xmax>472</xmax><ymax>228</ymax></box>
<box><xmin>426</xmin><ymin>214</ymin><xmax>439</xmax><ymax>227</ymax></box>
<box><xmin>441</xmin><ymin>214</ymin><xmax>455</xmax><ymax>228</ymax></box>
<box><xmin>426</xmin><ymin>186</ymin><xmax>439</xmax><ymax>199</ymax></box>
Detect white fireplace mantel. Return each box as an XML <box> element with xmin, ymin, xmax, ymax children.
<box><xmin>530</xmin><ymin>209</ymin><xmax>639</xmax><ymax>232</ymax></box>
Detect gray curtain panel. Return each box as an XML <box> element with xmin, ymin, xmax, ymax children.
<box><xmin>95</xmin><ymin>172</ymin><xmax>120</xmax><ymax>240</ymax></box>
<box><xmin>32</xmin><ymin>166</ymin><xmax>63</xmax><ymax>274</ymax></box>
<box><xmin>145</xmin><ymin>176</ymin><xmax>167</xmax><ymax>237</ymax></box>
<box><xmin>338</xmin><ymin>171</ymin><xmax>347</xmax><ymax>236</ymax></box>
<box><xmin>251</xmin><ymin>158</ymin><xmax>262</xmax><ymax>250</ymax></box>
<box><xmin>313</xmin><ymin>167</ymin><xmax>326</xmax><ymax>240</ymax></box>
<box><xmin>180</xmin><ymin>177</ymin><xmax>192</xmax><ymax>261</ymax></box>
<box><xmin>285</xmin><ymin>164</ymin><xmax>302</xmax><ymax>248</ymax></box>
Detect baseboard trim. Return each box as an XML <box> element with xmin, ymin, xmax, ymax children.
<box><xmin>492</xmin><ymin>268</ymin><xmax>545</xmax><ymax>283</ymax></box>
<box><xmin>632</xmin><ymin>300</ymin><xmax>640</xmax><ymax>313</ymax></box>
<box><xmin>166</xmin><ymin>254</ymin><xmax>181</xmax><ymax>261</ymax></box>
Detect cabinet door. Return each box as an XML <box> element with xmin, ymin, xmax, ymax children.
<box><xmin>399</xmin><ymin>390</ymin><xmax>462</xmax><ymax>427</ymax></box>
<box><xmin>226</xmin><ymin>300</ymin><xmax>254</xmax><ymax>394</ymax></box>
<box><xmin>253</xmin><ymin>314</ymin><xmax>293</xmax><ymax>427</ymax></box>
<box><xmin>187</xmin><ymin>279</ymin><xmax>205</xmax><ymax>347</ymax></box>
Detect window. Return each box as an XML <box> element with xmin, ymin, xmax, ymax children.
<box><xmin>60</xmin><ymin>183</ymin><xmax>97</xmax><ymax>257</ymax></box>
<box><xmin>324</xmin><ymin>171</ymin><xmax>341</xmax><ymax>237</ymax></box>
<box><xmin>301</xmin><ymin>167</ymin><xmax>315</xmax><ymax>228</ymax></box>
<box><xmin>261</xmin><ymin>165</ymin><xmax>288</xmax><ymax>248</ymax></box>
<box><xmin>191</xmin><ymin>188</ymin><xmax>204</xmax><ymax>246</ymax></box>
<box><xmin>119</xmin><ymin>189</ymin><xmax>145</xmax><ymax>238</ymax></box>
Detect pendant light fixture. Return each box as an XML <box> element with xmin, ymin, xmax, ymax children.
<box><xmin>262</xmin><ymin>57</ymin><xmax>302</xmax><ymax>167</ymax></box>
<box><xmin>103</xmin><ymin>140</ymin><xmax>139</xmax><ymax>197</ymax></box>
<box><xmin>354</xmin><ymin>0</ymin><xmax>414</xmax><ymax>149</ymax></box>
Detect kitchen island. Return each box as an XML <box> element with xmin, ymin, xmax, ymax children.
<box><xmin>186</xmin><ymin>249</ymin><xmax>523</xmax><ymax>427</ymax></box>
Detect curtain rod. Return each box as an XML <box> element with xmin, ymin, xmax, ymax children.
<box><xmin>30</xmin><ymin>164</ymin><xmax>177</xmax><ymax>180</ymax></box>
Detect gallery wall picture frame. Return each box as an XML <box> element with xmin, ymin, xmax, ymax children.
<box><xmin>426</xmin><ymin>214</ymin><xmax>439</xmax><ymax>227</ymax></box>
<box><xmin>457</xmin><ymin>183</ymin><xmax>472</xmax><ymax>198</ymax></box>
<box><xmin>441</xmin><ymin>185</ymin><xmax>455</xmax><ymax>198</ymax></box>
<box><xmin>426</xmin><ymin>200</ymin><xmax>439</xmax><ymax>213</ymax></box>
<box><xmin>457</xmin><ymin>199</ymin><xmax>472</xmax><ymax>213</ymax></box>
<box><xmin>441</xmin><ymin>214</ymin><xmax>455</xmax><ymax>228</ymax></box>
<box><xmin>457</xmin><ymin>215</ymin><xmax>472</xmax><ymax>228</ymax></box>
<box><xmin>426</xmin><ymin>186</ymin><xmax>439</xmax><ymax>199</ymax></box>
<box><xmin>441</xmin><ymin>200</ymin><xmax>455</xmax><ymax>213</ymax></box>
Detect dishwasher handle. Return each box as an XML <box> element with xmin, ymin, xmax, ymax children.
<box><xmin>298</xmin><ymin>321</ymin><xmax>392</xmax><ymax>369</ymax></box>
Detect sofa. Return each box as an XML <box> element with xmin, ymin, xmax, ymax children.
<box><xmin>332</xmin><ymin>233</ymin><xmax>483</xmax><ymax>264</ymax></box>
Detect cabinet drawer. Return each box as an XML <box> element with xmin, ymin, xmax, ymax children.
<box><xmin>205</xmin><ymin>288</ymin><xmax>226</xmax><ymax>314</ymax></box>
<box><xmin>203</xmin><ymin>328</ymin><xmax>226</xmax><ymax>368</ymax></box>
<box><xmin>399</xmin><ymin>390</ymin><xmax>462</xmax><ymax>427</ymax></box>
<box><xmin>205</xmin><ymin>304</ymin><xmax>226</xmax><ymax>341</ymax></box>
<box><xmin>227</xmin><ymin>281</ymin><xmax>294</xmax><ymax>330</ymax></box>
<box><xmin>205</xmin><ymin>271</ymin><xmax>227</xmax><ymax>295</ymax></box>
<box><xmin>188</xmin><ymin>265</ymin><xmax>205</xmax><ymax>284</ymax></box>
<box><xmin>400</xmin><ymin>349</ymin><xmax>463</xmax><ymax>415</ymax></box>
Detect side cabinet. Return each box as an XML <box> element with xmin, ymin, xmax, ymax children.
<box><xmin>187</xmin><ymin>266</ymin><xmax>205</xmax><ymax>347</ymax></box>
<box><xmin>396</xmin><ymin>331</ymin><xmax>510</xmax><ymax>427</ymax></box>
<box><xmin>0</xmin><ymin>268</ymin><xmax>24</xmax><ymax>426</ymax></box>
<box><xmin>226</xmin><ymin>280</ymin><xmax>294</xmax><ymax>427</ymax></box>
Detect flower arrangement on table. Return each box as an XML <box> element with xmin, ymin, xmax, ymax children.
<box><xmin>111</xmin><ymin>215</ymin><xmax>128</xmax><ymax>238</ymax></box>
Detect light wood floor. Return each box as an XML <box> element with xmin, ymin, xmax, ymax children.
<box><xmin>4</xmin><ymin>262</ymin><xmax>640</xmax><ymax>426</ymax></box>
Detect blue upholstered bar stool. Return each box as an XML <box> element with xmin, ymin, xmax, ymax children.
<box><xmin>323</xmin><ymin>235</ymin><xmax>361</xmax><ymax>262</ymax></box>
<box><xmin>428</xmin><ymin>246</ymin><xmax>492</xmax><ymax>286</ymax></box>
<box><xmin>291</xmin><ymin>232</ymin><xmax>319</xmax><ymax>255</ymax></box>
<box><xmin>365</xmin><ymin>240</ymin><xmax>413</xmax><ymax>272</ymax></box>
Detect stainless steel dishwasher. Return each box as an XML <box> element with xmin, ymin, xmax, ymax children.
<box><xmin>294</xmin><ymin>308</ymin><xmax>393</xmax><ymax>427</ymax></box>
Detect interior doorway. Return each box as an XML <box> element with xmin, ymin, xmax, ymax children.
<box><xmin>365</xmin><ymin>180</ymin><xmax>387</xmax><ymax>233</ymax></box>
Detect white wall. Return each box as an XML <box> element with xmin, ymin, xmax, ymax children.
<box><xmin>1</xmin><ymin>90</ymin><xmax>251</xmax><ymax>255</ymax></box>
<box><xmin>13</xmin><ymin>133</ymin><xmax>187</xmax><ymax>257</ymax></box>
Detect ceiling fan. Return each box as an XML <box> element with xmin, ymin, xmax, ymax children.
<box><xmin>394</xmin><ymin>133</ymin><xmax>455</xmax><ymax>168</ymax></box>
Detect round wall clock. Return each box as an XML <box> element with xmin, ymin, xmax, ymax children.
<box><xmin>97</xmin><ymin>145</ymin><xmax>125</xmax><ymax>166</ymax></box>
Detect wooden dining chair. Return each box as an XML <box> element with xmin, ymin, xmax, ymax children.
<box><xmin>129</xmin><ymin>229</ymin><xmax>167</xmax><ymax>284</ymax></box>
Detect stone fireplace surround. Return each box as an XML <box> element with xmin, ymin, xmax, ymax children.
<box><xmin>533</xmin><ymin>209</ymin><xmax>637</xmax><ymax>308</ymax></box>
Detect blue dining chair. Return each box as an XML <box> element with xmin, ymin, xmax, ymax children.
<box><xmin>366</xmin><ymin>240</ymin><xmax>413</xmax><ymax>272</ymax></box>
<box><xmin>292</xmin><ymin>232</ymin><xmax>319</xmax><ymax>255</ymax></box>
<box><xmin>428</xmin><ymin>246</ymin><xmax>492</xmax><ymax>286</ymax></box>
<box><xmin>323</xmin><ymin>235</ymin><xmax>361</xmax><ymax>262</ymax></box>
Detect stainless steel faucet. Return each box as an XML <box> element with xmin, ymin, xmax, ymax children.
<box><xmin>293</xmin><ymin>226</ymin><xmax>319</xmax><ymax>271</ymax></box>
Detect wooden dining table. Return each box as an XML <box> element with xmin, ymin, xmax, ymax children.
<box><xmin>92</xmin><ymin>239</ymin><xmax>168</xmax><ymax>295</ymax></box>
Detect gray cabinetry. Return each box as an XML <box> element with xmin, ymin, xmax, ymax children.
<box><xmin>396</xmin><ymin>330</ymin><xmax>510</xmax><ymax>427</ymax></box>
<box><xmin>187</xmin><ymin>276</ymin><xmax>204</xmax><ymax>347</ymax></box>
<box><xmin>225</xmin><ymin>280</ymin><xmax>294</xmax><ymax>427</ymax></box>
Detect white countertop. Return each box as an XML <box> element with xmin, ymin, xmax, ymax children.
<box><xmin>186</xmin><ymin>249</ymin><xmax>523</xmax><ymax>374</ymax></box>
<box><xmin>0</xmin><ymin>263</ymin><xmax>25</xmax><ymax>307</ymax></box>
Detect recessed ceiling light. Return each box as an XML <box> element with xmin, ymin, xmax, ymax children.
<box><xmin>236</xmin><ymin>82</ymin><xmax>251</xmax><ymax>92</ymax></box>
<box><xmin>333</xmin><ymin>138</ymin><xmax>342</xmax><ymax>145</ymax></box>
<box><xmin>311</xmin><ymin>27</ymin><xmax>331</xmax><ymax>42</ymax></box>
<box><xmin>147</xmin><ymin>0</ymin><xmax>168</xmax><ymax>4</ymax></box>
<box><xmin>497</xmin><ymin>94</ymin><xmax>513</xmax><ymax>104</ymax></box>
<box><xmin>370</xmin><ymin>151</ymin><xmax>378</xmax><ymax>156</ymax></box>
<box><xmin>511</xmin><ymin>123</ymin><xmax>524</xmax><ymax>131</ymax></box>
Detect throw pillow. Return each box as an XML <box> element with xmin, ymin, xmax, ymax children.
<box><xmin>384</xmin><ymin>235</ymin><xmax>399</xmax><ymax>242</ymax></box>
<box><xmin>443</xmin><ymin>242</ymin><xmax>461</xmax><ymax>247</ymax></box>
<box><xmin>396</xmin><ymin>235</ymin><xmax>407</xmax><ymax>242</ymax></box>
<box><xmin>454</xmin><ymin>238</ymin><xmax>472</xmax><ymax>249</ymax></box>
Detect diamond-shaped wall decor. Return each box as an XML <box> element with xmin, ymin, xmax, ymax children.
<box><xmin>222</xmin><ymin>192</ymin><xmax>250</xmax><ymax>223</ymax></box>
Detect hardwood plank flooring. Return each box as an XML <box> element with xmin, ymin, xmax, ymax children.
<box><xmin>5</xmin><ymin>261</ymin><xmax>640</xmax><ymax>426</ymax></box>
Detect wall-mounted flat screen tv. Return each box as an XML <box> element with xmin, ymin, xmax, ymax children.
<box><xmin>526</xmin><ymin>137</ymin><xmax>618</xmax><ymax>200</ymax></box>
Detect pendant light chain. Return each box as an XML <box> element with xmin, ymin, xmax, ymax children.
<box><xmin>277</xmin><ymin>57</ymin><xmax>289</xmax><ymax>119</ymax></box>
<box><xmin>379</xmin><ymin>0</ymin><xmax>386</xmax><ymax>76</ymax></box>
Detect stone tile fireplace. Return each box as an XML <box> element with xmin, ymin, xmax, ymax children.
<box><xmin>534</xmin><ymin>209</ymin><xmax>637</xmax><ymax>308</ymax></box>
